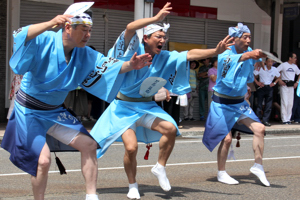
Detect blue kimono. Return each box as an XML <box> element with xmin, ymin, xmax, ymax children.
<box><xmin>90</xmin><ymin>31</ymin><xmax>190</xmax><ymax>158</ymax></box>
<box><xmin>202</xmin><ymin>46</ymin><xmax>261</xmax><ymax>152</ymax></box>
<box><xmin>1</xmin><ymin>26</ymin><xmax>125</xmax><ymax>176</ymax></box>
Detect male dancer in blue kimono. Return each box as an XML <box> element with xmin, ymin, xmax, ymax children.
<box><xmin>1</xmin><ymin>10</ymin><xmax>152</xmax><ymax>200</ymax></box>
<box><xmin>202</xmin><ymin>23</ymin><xmax>270</xmax><ymax>187</ymax></box>
<box><xmin>90</xmin><ymin>3</ymin><xmax>234</xmax><ymax>199</ymax></box>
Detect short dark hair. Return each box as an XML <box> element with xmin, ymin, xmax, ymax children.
<box><xmin>288</xmin><ymin>52</ymin><xmax>295</xmax><ymax>59</ymax></box>
<box><xmin>210</xmin><ymin>57</ymin><xmax>218</xmax><ymax>66</ymax></box>
<box><xmin>271</xmin><ymin>52</ymin><xmax>278</xmax><ymax>57</ymax></box>
<box><xmin>84</xmin><ymin>9</ymin><xmax>93</xmax><ymax>18</ymax></box>
<box><xmin>190</xmin><ymin>60</ymin><xmax>199</xmax><ymax>69</ymax></box>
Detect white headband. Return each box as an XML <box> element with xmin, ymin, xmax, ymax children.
<box><xmin>144</xmin><ymin>23</ymin><xmax>170</xmax><ymax>36</ymax></box>
<box><xmin>69</xmin><ymin>13</ymin><xmax>93</xmax><ymax>26</ymax></box>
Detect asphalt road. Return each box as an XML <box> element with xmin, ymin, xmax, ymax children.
<box><xmin>1</xmin><ymin>133</ymin><xmax>300</xmax><ymax>200</ymax></box>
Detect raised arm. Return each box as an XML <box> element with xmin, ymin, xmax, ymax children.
<box><xmin>124</xmin><ymin>2</ymin><xmax>172</xmax><ymax>48</ymax></box>
<box><xmin>26</xmin><ymin>14</ymin><xmax>73</xmax><ymax>41</ymax></box>
<box><xmin>186</xmin><ymin>35</ymin><xmax>234</xmax><ymax>61</ymax></box>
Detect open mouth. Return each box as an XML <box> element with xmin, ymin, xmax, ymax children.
<box><xmin>157</xmin><ymin>45</ymin><xmax>163</xmax><ymax>50</ymax></box>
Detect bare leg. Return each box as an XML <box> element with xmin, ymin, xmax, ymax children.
<box><xmin>239</xmin><ymin>118</ymin><xmax>269</xmax><ymax>186</ymax></box>
<box><xmin>151</xmin><ymin>118</ymin><xmax>177</xmax><ymax>166</ymax></box>
<box><xmin>217</xmin><ymin>132</ymin><xmax>232</xmax><ymax>171</ymax></box>
<box><xmin>151</xmin><ymin>118</ymin><xmax>177</xmax><ymax>191</ymax></box>
<box><xmin>122</xmin><ymin>129</ymin><xmax>138</xmax><ymax>184</ymax></box>
<box><xmin>31</xmin><ymin>143</ymin><xmax>51</xmax><ymax>200</ymax></box>
<box><xmin>121</xmin><ymin>129</ymin><xmax>140</xmax><ymax>199</ymax></box>
<box><xmin>69</xmin><ymin>133</ymin><xmax>98</xmax><ymax>194</ymax></box>
<box><xmin>216</xmin><ymin>132</ymin><xmax>238</xmax><ymax>184</ymax></box>
<box><xmin>239</xmin><ymin>118</ymin><xmax>265</xmax><ymax>164</ymax></box>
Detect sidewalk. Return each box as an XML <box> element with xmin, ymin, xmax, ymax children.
<box><xmin>1</xmin><ymin>120</ymin><xmax>300</xmax><ymax>144</ymax></box>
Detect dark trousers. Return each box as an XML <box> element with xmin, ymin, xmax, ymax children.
<box><xmin>256</xmin><ymin>86</ymin><xmax>273</xmax><ymax>122</ymax></box>
<box><xmin>158</xmin><ymin>96</ymin><xmax>180</xmax><ymax>125</ymax></box>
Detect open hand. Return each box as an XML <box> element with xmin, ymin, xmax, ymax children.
<box><xmin>251</xmin><ymin>49</ymin><xmax>267</xmax><ymax>60</ymax></box>
<box><xmin>155</xmin><ymin>2</ymin><xmax>172</xmax><ymax>22</ymax></box>
<box><xmin>215</xmin><ymin>35</ymin><xmax>235</xmax><ymax>55</ymax></box>
<box><xmin>129</xmin><ymin>52</ymin><xmax>152</xmax><ymax>70</ymax></box>
<box><xmin>50</xmin><ymin>14</ymin><xmax>73</xmax><ymax>28</ymax></box>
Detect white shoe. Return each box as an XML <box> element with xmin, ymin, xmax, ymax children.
<box><xmin>151</xmin><ymin>162</ymin><xmax>171</xmax><ymax>191</ymax></box>
<box><xmin>127</xmin><ymin>182</ymin><xmax>140</xmax><ymax>199</ymax></box>
<box><xmin>250</xmin><ymin>163</ymin><xmax>270</xmax><ymax>187</ymax></box>
<box><xmin>217</xmin><ymin>171</ymin><xmax>239</xmax><ymax>185</ymax></box>
<box><xmin>86</xmin><ymin>194</ymin><xmax>99</xmax><ymax>200</ymax></box>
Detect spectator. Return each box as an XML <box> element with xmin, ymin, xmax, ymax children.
<box><xmin>208</xmin><ymin>57</ymin><xmax>218</xmax><ymax>110</ymax></box>
<box><xmin>64</xmin><ymin>86</ymin><xmax>89</xmax><ymax>121</ymax></box>
<box><xmin>158</xmin><ymin>92</ymin><xmax>182</xmax><ymax>128</ymax></box>
<box><xmin>184</xmin><ymin>60</ymin><xmax>199</xmax><ymax>121</ymax></box>
<box><xmin>254</xmin><ymin>58</ymin><xmax>280</xmax><ymax>126</ymax></box>
<box><xmin>271</xmin><ymin>52</ymin><xmax>281</xmax><ymax>121</ymax></box>
<box><xmin>277</xmin><ymin>52</ymin><xmax>300</xmax><ymax>124</ymax></box>
<box><xmin>198</xmin><ymin>57</ymin><xmax>211</xmax><ymax>120</ymax></box>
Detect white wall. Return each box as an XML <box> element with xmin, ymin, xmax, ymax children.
<box><xmin>191</xmin><ymin>0</ymin><xmax>271</xmax><ymax>51</ymax></box>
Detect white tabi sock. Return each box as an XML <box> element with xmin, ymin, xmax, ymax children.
<box><xmin>250</xmin><ymin>163</ymin><xmax>270</xmax><ymax>187</ymax></box>
<box><xmin>217</xmin><ymin>171</ymin><xmax>239</xmax><ymax>185</ymax></box>
<box><xmin>127</xmin><ymin>182</ymin><xmax>140</xmax><ymax>199</ymax></box>
<box><xmin>85</xmin><ymin>194</ymin><xmax>99</xmax><ymax>200</ymax></box>
<box><xmin>151</xmin><ymin>162</ymin><xmax>171</xmax><ymax>191</ymax></box>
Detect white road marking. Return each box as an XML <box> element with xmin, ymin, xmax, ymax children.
<box><xmin>271</xmin><ymin>144</ymin><xmax>300</xmax><ymax>147</ymax></box>
<box><xmin>1</xmin><ymin>155</ymin><xmax>300</xmax><ymax>177</ymax></box>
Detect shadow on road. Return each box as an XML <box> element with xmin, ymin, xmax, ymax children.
<box><xmin>206</xmin><ymin>172</ymin><xmax>287</xmax><ymax>188</ymax></box>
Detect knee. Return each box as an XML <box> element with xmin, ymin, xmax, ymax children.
<box><xmin>80</xmin><ymin>139</ymin><xmax>98</xmax><ymax>154</ymax></box>
<box><xmin>223</xmin><ymin>136</ymin><xmax>232</xmax><ymax>145</ymax></box>
<box><xmin>125</xmin><ymin>144</ymin><xmax>138</xmax><ymax>156</ymax></box>
<box><xmin>87</xmin><ymin>140</ymin><xmax>98</xmax><ymax>152</ymax></box>
<box><xmin>160</xmin><ymin>123</ymin><xmax>177</xmax><ymax>136</ymax></box>
<box><xmin>38</xmin><ymin>154</ymin><xmax>51</xmax><ymax>171</ymax></box>
<box><xmin>255</xmin><ymin>123</ymin><xmax>265</xmax><ymax>136</ymax></box>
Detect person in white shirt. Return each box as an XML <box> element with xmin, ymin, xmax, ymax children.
<box><xmin>254</xmin><ymin>58</ymin><xmax>280</xmax><ymax>126</ymax></box>
<box><xmin>277</xmin><ymin>52</ymin><xmax>300</xmax><ymax>124</ymax></box>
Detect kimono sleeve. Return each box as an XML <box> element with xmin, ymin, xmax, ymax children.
<box><xmin>9</xmin><ymin>25</ymin><xmax>38</xmax><ymax>75</ymax></box>
<box><xmin>80</xmin><ymin>54</ymin><xmax>125</xmax><ymax>103</ymax></box>
<box><xmin>165</xmin><ymin>50</ymin><xmax>190</xmax><ymax>95</ymax></box>
<box><xmin>247</xmin><ymin>58</ymin><xmax>262</xmax><ymax>83</ymax></box>
<box><xmin>107</xmin><ymin>30</ymin><xmax>140</xmax><ymax>59</ymax></box>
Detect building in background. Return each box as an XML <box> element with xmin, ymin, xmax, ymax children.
<box><xmin>0</xmin><ymin>0</ymin><xmax>297</xmax><ymax>122</ymax></box>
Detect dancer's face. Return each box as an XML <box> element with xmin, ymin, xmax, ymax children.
<box><xmin>235</xmin><ymin>33</ymin><xmax>251</xmax><ymax>53</ymax></box>
<box><xmin>68</xmin><ymin>24</ymin><xmax>92</xmax><ymax>48</ymax></box>
<box><xmin>143</xmin><ymin>30</ymin><xmax>167</xmax><ymax>56</ymax></box>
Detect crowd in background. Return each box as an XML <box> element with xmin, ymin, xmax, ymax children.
<box><xmin>7</xmin><ymin>51</ymin><xmax>300</xmax><ymax>127</ymax></box>
<box><xmin>175</xmin><ymin>51</ymin><xmax>300</xmax><ymax>127</ymax></box>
